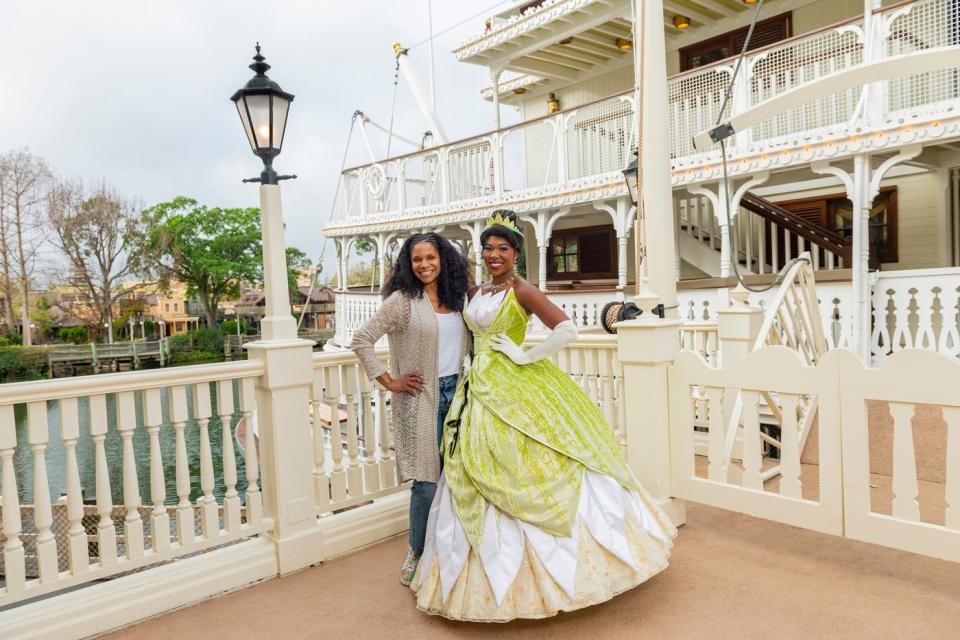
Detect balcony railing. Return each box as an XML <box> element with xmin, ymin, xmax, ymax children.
<box><xmin>332</xmin><ymin>0</ymin><xmax>958</xmax><ymax>227</ymax></box>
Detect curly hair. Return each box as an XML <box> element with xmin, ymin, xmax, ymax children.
<box><xmin>480</xmin><ymin>209</ymin><xmax>524</xmax><ymax>251</ymax></box>
<box><xmin>383</xmin><ymin>233</ymin><xmax>472</xmax><ymax>312</ymax></box>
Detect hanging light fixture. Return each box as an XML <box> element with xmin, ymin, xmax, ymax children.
<box><xmin>673</xmin><ymin>14</ymin><xmax>691</xmax><ymax>29</ymax></box>
<box><xmin>547</xmin><ymin>93</ymin><xmax>560</xmax><ymax>114</ymax></box>
<box><xmin>615</xmin><ymin>37</ymin><xmax>633</xmax><ymax>51</ymax></box>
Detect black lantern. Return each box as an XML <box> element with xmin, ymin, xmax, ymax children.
<box><xmin>621</xmin><ymin>151</ymin><xmax>638</xmax><ymax>206</ymax></box>
<box><xmin>231</xmin><ymin>43</ymin><xmax>296</xmax><ymax>185</ymax></box>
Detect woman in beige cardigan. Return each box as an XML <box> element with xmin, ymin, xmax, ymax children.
<box><xmin>351</xmin><ymin>232</ymin><xmax>471</xmax><ymax>586</ymax></box>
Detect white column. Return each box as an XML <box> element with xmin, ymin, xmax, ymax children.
<box><xmin>258</xmin><ymin>185</ymin><xmax>297</xmax><ymax>341</ymax></box>
<box><xmin>635</xmin><ymin>0</ymin><xmax>678</xmax><ymax>315</ymax></box>
<box><xmin>460</xmin><ymin>220</ymin><xmax>484</xmax><ymax>284</ymax></box>
<box><xmin>246</xmin><ymin>181</ymin><xmax>325</xmax><ymax>574</ymax></box>
<box><xmin>521</xmin><ymin>209</ymin><xmax>568</xmax><ymax>292</ymax></box>
<box><xmin>595</xmin><ymin>199</ymin><xmax>631</xmax><ymax>290</ymax></box>
<box><xmin>490</xmin><ymin>68</ymin><xmax>502</xmax><ymax>130</ymax></box>
<box><xmin>616</xmin><ymin>310</ymin><xmax>686</xmax><ymax>527</ymax></box>
<box><xmin>852</xmin><ymin>154</ymin><xmax>870</xmax><ymax>362</ymax></box>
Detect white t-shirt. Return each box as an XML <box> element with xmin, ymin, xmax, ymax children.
<box><xmin>436</xmin><ymin>311</ymin><xmax>464</xmax><ymax>378</ymax></box>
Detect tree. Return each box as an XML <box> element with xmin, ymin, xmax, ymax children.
<box><xmin>286</xmin><ymin>247</ymin><xmax>312</xmax><ymax>299</ymax></box>
<box><xmin>0</xmin><ymin>149</ymin><xmax>52</xmax><ymax>345</ymax></box>
<box><xmin>47</xmin><ymin>181</ymin><xmax>143</xmax><ymax>341</ymax></box>
<box><xmin>139</xmin><ymin>197</ymin><xmax>262</xmax><ymax>328</ymax></box>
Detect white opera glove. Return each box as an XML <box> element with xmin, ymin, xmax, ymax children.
<box><xmin>490</xmin><ymin>320</ymin><xmax>577</xmax><ymax>365</ymax></box>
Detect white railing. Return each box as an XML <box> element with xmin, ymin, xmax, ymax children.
<box><xmin>339</xmin><ymin>90</ymin><xmax>636</xmax><ymax>222</ymax></box>
<box><xmin>676</xmin><ymin>195</ymin><xmax>847</xmax><ymax>276</ymax></box>
<box><xmin>669</xmin><ymin>345</ymin><xmax>960</xmax><ymax>563</ymax></box>
<box><xmin>334</xmin><ymin>291</ymin><xmax>383</xmax><ymax>348</ymax></box>
<box><xmin>309</xmin><ymin>349</ymin><xmax>403</xmax><ymax>514</ymax></box>
<box><xmin>334</xmin><ymin>0</ymin><xmax>959</xmax><ymax>226</ymax></box>
<box><xmin>871</xmin><ymin>267</ymin><xmax>960</xmax><ymax>363</ymax></box>
<box><xmin>679</xmin><ymin>321</ymin><xmax>719</xmax><ymax>366</ymax></box>
<box><xmin>0</xmin><ymin>361</ymin><xmax>269</xmax><ymax>608</ymax></box>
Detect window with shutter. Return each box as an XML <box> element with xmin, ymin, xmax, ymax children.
<box><xmin>547</xmin><ymin>225</ymin><xmax>616</xmax><ymax>280</ymax></box>
<box><xmin>680</xmin><ymin>13</ymin><xmax>793</xmax><ymax>72</ymax></box>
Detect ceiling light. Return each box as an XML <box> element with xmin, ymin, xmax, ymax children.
<box><xmin>615</xmin><ymin>37</ymin><xmax>632</xmax><ymax>51</ymax></box>
<box><xmin>512</xmin><ymin>87</ymin><xmax>527</xmax><ymax>95</ymax></box>
<box><xmin>673</xmin><ymin>15</ymin><xmax>691</xmax><ymax>29</ymax></box>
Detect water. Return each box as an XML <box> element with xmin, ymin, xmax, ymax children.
<box><xmin>10</xmin><ymin>384</ymin><xmax>250</xmax><ymax>507</ymax></box>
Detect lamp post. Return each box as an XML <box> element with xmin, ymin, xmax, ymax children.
<box><xmin>140</xmin><ymin>319</ymin><xmax>146</xmax><ymax>341</ymax></box>
<box><xmin>158</xmin><ymin>319</ymin><xmax>165</xmax><ymax>340</ymax></box>
<box><xmin>232</xmin><ymin>43</ymin><xmax>298</xmax><ymax>341</ymax></box>
<box><xmin>128</xmin><ymin>317</ymin><xmax>135</xmax><ymax>342</ymax></box>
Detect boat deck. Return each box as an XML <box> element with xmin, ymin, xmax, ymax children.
<box><xmin>104</xmin><ymin>500</ymin><xmax>960</xmax><ymax>640</ymax></box>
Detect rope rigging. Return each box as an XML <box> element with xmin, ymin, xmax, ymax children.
<box><xmin>715</xmin><ymin>0</ymin><xmax>811</xmax><ymax>294</ymax></box>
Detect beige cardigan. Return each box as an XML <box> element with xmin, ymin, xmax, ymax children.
<box><xmin>350</xmin><ymin>291</ymin><xmax>471</xmax><ymax>483</ymax></box>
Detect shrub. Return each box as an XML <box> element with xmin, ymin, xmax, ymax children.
<box><xmin>59</xmin><ymin>326</ymin><xmax>89</xmax><ymax>344</ymax></box>
<box><xmin>169</xmin><ymin>350</ymin><xmax>222</xmax><ymax>366</ymax></box>
<box><xmin>219</xmin><ymin>319</ymin><xmax>251</xmax><ymax>336</ymax></box>
<box><xmin>0</xmin><ymin>346</ymin><xmax>48</xmax><ymax>381</ymax></box>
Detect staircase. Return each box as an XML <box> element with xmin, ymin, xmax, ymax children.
<box><xmin>676</xmin><ymin>192</ymin><xmax>852</xmax><ymax>276</ymax></box>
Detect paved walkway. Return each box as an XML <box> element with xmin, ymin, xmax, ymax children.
<box><xmin>104</xmin><ymin>501</ymin><xmax>960</xmax><ymax>640</ymax></box>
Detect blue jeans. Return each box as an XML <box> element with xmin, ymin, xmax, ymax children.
<box><xmin>409</xmin><ymin>374</ymin><xmax>458</xmax><ymax>556</ymax></box>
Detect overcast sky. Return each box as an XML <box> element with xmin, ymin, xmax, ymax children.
<box><xmin>1</xmin><ymin>0</ymin><xmax>521</xmax><ymax>281</ymax></box>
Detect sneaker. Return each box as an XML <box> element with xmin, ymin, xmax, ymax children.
<box><xmin>400</xmin><ymin>548</ymin><xmax>419</xmax><ymax>586</ymax></box>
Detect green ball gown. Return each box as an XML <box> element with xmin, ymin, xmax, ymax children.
<box><xmin>412</xmin><ymin>289</ymin><xmax>676</xmax><ymax>621</ymax></box>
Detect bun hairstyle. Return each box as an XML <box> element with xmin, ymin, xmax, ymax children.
<box><xmin>383</xmin><ymin>232</ymin><xmax>471</xmax><ymax>312</ymax></box>
<box><xmin>480</xmin><ymin>209</ymin><xmax>524</xmax><ymax>251</ymax></box>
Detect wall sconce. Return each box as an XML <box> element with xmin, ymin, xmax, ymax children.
<box><xmin>547</xmin><ymin>93</ymin><xmax>560</xmax><ymax>114</ymax></box>
<box><xmin>673</xmin><ymin>14</ymin><xmax>691</xmax><ymax>29</ymax></box>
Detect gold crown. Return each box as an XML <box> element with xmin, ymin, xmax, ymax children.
<box><xmin>484</xmin><ymin>212</ymin><xmax>522</xmax><ymax>235</ymax></box>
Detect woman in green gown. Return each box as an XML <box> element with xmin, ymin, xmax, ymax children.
<box><xmin>412</xmin><ymin>211</ymin><xmax>676</xmax><ymax>621</ymax></box>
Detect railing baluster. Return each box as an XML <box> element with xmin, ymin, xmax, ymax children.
<box><xmin>325</xmin><ymin>365</ymin><xmax>347</xmax><ymax>501</ymax></box>
<box><xmin>59</xmin><ymin>397</ymin><xmax>88</xmax><ymax>575</ymax></box>
<box><xmin>707</xmin><ymin>387</ymin><xmax>726</xmax><ymax>482</ymax></box>
<box><xmin>741</xmin><ymin>390</ymin><xmax>763</xmax><ymax>491</ymax></box>
<box><xmin>1</xmin><ymin>404</ymin><xmax>26</xmax><ymax>592</ymax></box>
<box><xmin>376</xmin><ymin>375</ymin><xmax>396</xmax><ymax>489</ymax></box>
<box><xmin>890</xmin><ymin>402</ymin><xmax>921</xmax><ymax>521</ymax></box>
<box><xmin>310</xmin><ymin>370</ymin><xmax>331</xmax><ymax>512</ymax></box>
<box><xmin>89</xmin><ymin>394</ymin><xmax>117</xmax><ymax>566</ymax></box>
<box><xmin>170</xmin><ymin>385</ymin><xmax>194</xmax><ymax>547</ymax></box>
<box><xmin>217</xmin><ymin>379</ymin><xmax>241</xmax><ymax>533</ymax></box>
<box><xmin>117</xmin><ymin>392</ymin><xmax>144</xmax><ymax>559</ymax></box>
<box><xmin>144</xmin><ymin>388</ymin><xmax>170</xmax><ymax>554</ymax></box>
<box><xmin>240</xmin><ymin>377</ymin><xmax>262</xmax><ymax>526</ymax></box>
<box><xmin>945</xmin><ymin>406</ymin><xmax>960</xmax><ymax>530</ymax></box>
<box><xmin>191</xmin><ymin>383</ymin><xmax>219</xmax><ymax>539</ymax></box>
<box><xmin>342</xmin><ymin>364</ymin><xmax>363</xmax><ymax>496</ymax></box>
<box><xmin>779</xmin><ymin>394</ymin><xmax>802</xmax><ymax>499</ymax></box>
<box><xmin>359</xmin><ymin>371</ymin><xmax>381</xmax><ymax>494</ymax></box>
<box><xmin>27</xmin><ymin>401</ymin><xmax>58</xmax><ymax>581</ymax></box>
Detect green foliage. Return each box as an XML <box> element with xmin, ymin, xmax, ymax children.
<box><xmin>139</xmin><ymin>197</ymin><xmax>262</xmax><ymax>325</ymax></box>
<box><xmin>59</xmin><ymin>326</ymin><xmax>89</xmax><ymax>344</ymax></box>
<box><xmin>286</xmin><ymin>246</ymin><xmax>312</xmax><ymax>298</ymax></box>
<box><xmin>353</xmin><ymin>237</ymin><xmax>374</xmax><ymax>255</ymax></box>
<box><xmin>0</xmin><ymin>346</ymin><xmax>47</xmax><ymax>382</ymax></box>
<box><xmin>219</xmin><ymin>319</ymin><xmax>251</xmax><ymax>335</ymax></box>
<box><xmin>0</xmin><ymin>333</ymin><xmax>22</xmax><ymax>346</ymax></box>
<box><xmin>167</xmin><ymin>327</ymin><xmax>223</xmax><ymax>355</ymax></box>
<box><xmin>169</xmin><ymin>350</ymin><xmax>222</xmax><ymax>366</ymax></box>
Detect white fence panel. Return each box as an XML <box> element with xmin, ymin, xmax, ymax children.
<box><xmin>840</xmin><ymin>349</ymin><xmax>960</xmax><ymax>562</ymax></box>
<box><xmin>668</xmin><ymin>347</ymin><xmax>844</xmax><ymax>535</ymax></box>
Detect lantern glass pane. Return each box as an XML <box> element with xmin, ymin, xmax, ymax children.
<box><xmin>235</xmin><ymin>99</ymin><xmax>256</xmax><ymax>151</ymax></box>
<box><xmin>245</xmin><ymin>94</ymin><xmax>272</xmax><ymax>149</ymax></box>
<box><xmin>272</xmin><ymin>96</ymin><xmax>290</xmax><ymax>152</ymax></box>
